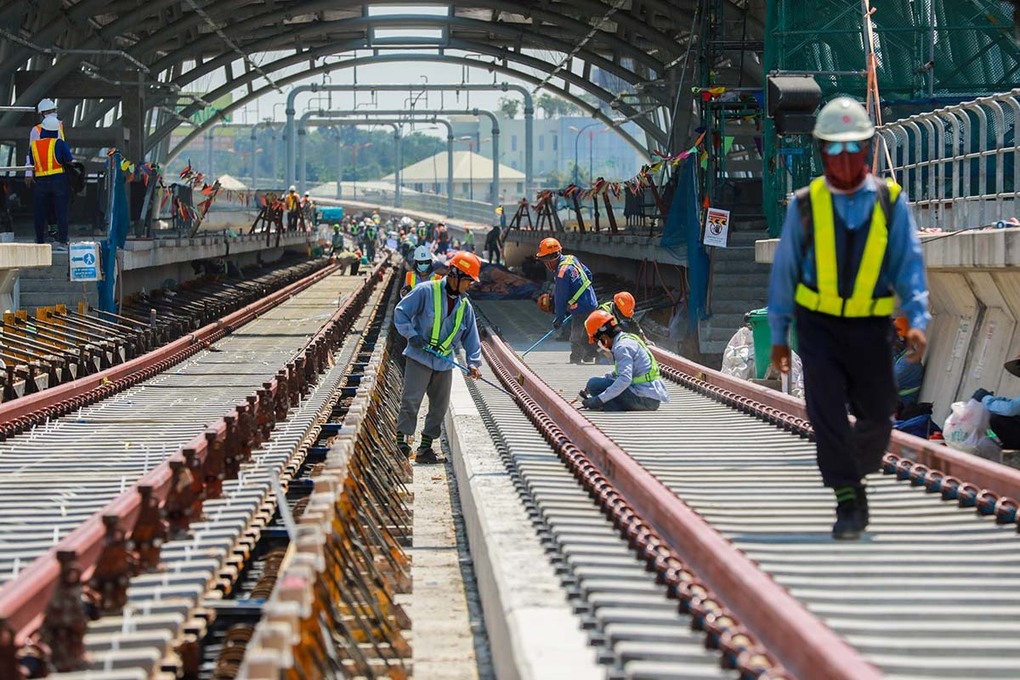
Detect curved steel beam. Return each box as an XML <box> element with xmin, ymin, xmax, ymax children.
<box><xmin>159</xmin><ymin>55</ymin><xmax>652</xmax><ymax>173</ymax></box>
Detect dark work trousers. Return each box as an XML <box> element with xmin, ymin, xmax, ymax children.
<box><xmin>796</xmin><ymin>307</ymin><xmax>897</xmax><ymax>488</ymax></box>
<box><xmin>989</xmin><ymin>414</ymin><xmax>1020</xmax><ymax>449</ymax></box>
<box><xmin>33</xmin><ymin>176</ymin><xmax>69</xmax><ymax>244</ymax></box>
<box><xmin>397</xmin><ymin>357</ymin><xmax>453</xmax><ymax>440</ymax></box>
<box><xmin>287</xmin><ymin>210</ymin><xmax>298</xmax><ymax>231</ymax></box>
<box><xmin>569</xmin><ymin>313</ymin><xmax>597</xmax><ymax>362</ymax></box>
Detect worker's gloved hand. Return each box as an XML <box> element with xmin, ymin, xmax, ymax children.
<box><xmin>972</xmin><ymin>388</ymin><xmax>994</xmax><ymax>402</ymax></box>
<box><xmin>408</xmin><ymin>335</ymin><xmax>426</xmax><ymax>349</ymax></box>
<box><xmin>399</xmin><ymin>286</ymin><xmax>411</xmax><ymax>297</ymax></box>
<box><xmin>581</xmin><ymin>396</ymin><xmax>602</xmax><ymax>410</ymax></box>
<box><xmin>552</xmin><ymin>317</ymin><xmax>564</xmax><ymax>330</ymax></box>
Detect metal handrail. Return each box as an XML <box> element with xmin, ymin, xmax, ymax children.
<box><xmin>877</xmin><ymin>89</ymin><xmax>1020</xmax><ymax>230</ymax></box>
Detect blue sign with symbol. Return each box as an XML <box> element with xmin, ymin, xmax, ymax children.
<box><xmin>68</xmin><ymin>242</ymin><xmax>101</xmax><ymax>282</ymax></box>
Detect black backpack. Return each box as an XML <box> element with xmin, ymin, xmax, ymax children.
<box><xmin>62</xmin><ymin>161</ymin><xmax>86</xmax><ymax>194</ymax></box>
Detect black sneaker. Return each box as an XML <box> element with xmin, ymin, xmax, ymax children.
<box><xmin>832</xmin><ymin>497</ymin><xmax>867</xmax><ymax>540</ymax></box>
<box><xmin>398</xmin><ymin>443</ymin><xmax>412</xmax><ymax>459</ymax></box>
<box><xmin>415</xmin><ymin>448</ymin><xmax>444</xmax><ymax>465</ymax></box>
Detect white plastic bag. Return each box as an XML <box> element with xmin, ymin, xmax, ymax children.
<box><xmin>943</xmin><ymin>399</ymin><xmax>991</xmax><ymax>453</ymax></box>
<box><xmin>721</xmin><ymin>327</ymin><xmax>755</xmax><ymax>380</ymax></box>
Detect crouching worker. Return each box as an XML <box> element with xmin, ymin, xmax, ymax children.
<box><xmin>394</xmin><ymin>251</ymin><xmax>484</xmax><ymax>463</ymax></box>
<box><xmin>580</xmin><ymin>309</ymin><xmax>669</xmax><ymax>412</ymax></box>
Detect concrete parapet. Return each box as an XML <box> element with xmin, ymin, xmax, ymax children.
<box><xmin>445</xmin><ymin>372</ymin><xmax>600</xmax><ymax>680</ymax></box>
<box><xmin>503</xmin><ymin>229</ymin><xmax>686</xmax><ymax>269</ymax></box>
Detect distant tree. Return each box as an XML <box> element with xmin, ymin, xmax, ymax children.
<box><xmin>498</xmin><ymin>96</ymin><xmax>520</xmax><ymax>119</ymax></box>
<box><xmin>536</xmin><ymin>93</ymin><xmax>560</xmax><ymax>119</ymax></box>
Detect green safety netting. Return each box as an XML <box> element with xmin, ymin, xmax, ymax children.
<box><xmin>762</xmin><ymin>0</ymin><xmax>1020</xmax><ymax>234</ymax></box>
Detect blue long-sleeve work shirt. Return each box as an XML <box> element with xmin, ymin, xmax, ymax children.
<box><xmin>553</xmin><ymin>254</ymin><xmax>598</xmax><ymax>324</ymax></box>
<box><xmin>983</xmin><ymin>394</ymin><xmax>1020</xmax><ymax>418</ymax></box>
<box><xmin>394</xmin><ymin>278</ymin><xmax>482</xmax><ymax>372</ymax></box>
<box><xmin>596</xmin><ymin>334</ymin><xmax>671</xmax><ymax>404</ymax></box>
<box><xmin>767</xmin><ymin>175</ymin><xmax>930</xmax><ymax>346</ymax></box>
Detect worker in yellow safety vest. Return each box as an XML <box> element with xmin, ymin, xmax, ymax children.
<box><xmin>578</xmin><ymin>309</ymin><xmax>669</xmax><ymax>411</ymax></box>
<box><xmin>28</xmin><ymin>117</ymin><xmax>73</xmax><ymax>247</ymax></box>
<box><xmin>536</xmin><ymin>237</ymin><xmax>598</xmax><ymax>364</ymax></box>
<box><xmin>767</xmin><ymin>96</ymin><xmax>929</xmax><ymax>541</ymax></box>
<box><xmin>598</xmin><ymin>291</ymin><xmax>650</xmax><ymax>344</ymax></box>
<box><xmin>401</xmin><ymin>245</ymin><xmax>442</xmax><ymax>297</ymax></box>
<box><xmin>394</xmin><ymin>251</ymin><xmax>484</xmax><ymax>464</ymax></box>
<box><xmin>285</xmin><ymin>186</ymin><xmax>300</xmax><ymax>231</ymax></box>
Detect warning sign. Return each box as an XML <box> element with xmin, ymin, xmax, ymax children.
<box><xmin>68</xmin><ymin>241</ymin><xmax>102</xmax><ymax>282</ymax></box>
<box><xmin>702</xmin><ymin>207</ymin><xmax>731</xmax><ymax>248</ymax></box>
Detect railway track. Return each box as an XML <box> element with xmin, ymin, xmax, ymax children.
<box><xmin>0</xmin><ymin>258</ymin><xmax>396</xmax><ymax>677</ymax></box>
<box><xmin>472</xmin><ymin>299</ymin><xmax>1020</xmax><ymax>679</ymax></box>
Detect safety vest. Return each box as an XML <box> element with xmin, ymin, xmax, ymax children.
<box><xmin>598</xmin><ymin>300</ymin><xmax>623</xmax><ymax>324</ymax></box>
<box><xmin>616</xmin><ymin>333</ymin><xmax>660</xmax><ymax>385</ymax></box>
<box><xmin>794</xmin><ymin>177</ymin><xmax>900</xmax><ymax>318</ymax></box>
<box><xmin>429</xmin><ymin>280</ymin><xmax>467</xmax><ymax>355</ymax></box>
<box><xmin>30</xmin><ymin>138</ymin><xmax>64</xmax><ymax>177</ymax></box>
<box><xmin>405</xmin><ymin>270</ymin><xmax>439</xmax><ymax>288</ymax></box>
<box><xmin>33</xmin><ymin>121</ymin><xmax>65</xmax><ymax>140</ymax></box>
<box><xmin>285</xmin><ymin>193</ymin><xmax>298</xmax><ymax>210</ymax></box>
<box><xmin>558</xmin><ymin>255</ymin><xmax>592</xmax><ymax>308</ymax></box>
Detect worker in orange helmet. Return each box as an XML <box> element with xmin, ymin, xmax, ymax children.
<box><xmin>394</xmin><ymin>251</ymin><xmax>484</xmax><ymax>464</ymax></box>
<box><xmin>579</xmin><ymin>310</ymin><xmax>669</xmax><ymax>411</ymax></box>
<box><xmin>598</xmin><ymin>291</ymin><xmax>650</xmax><ymax>344</ymax></box>
<box><xmin>536</xmin><ymin>237</ymin><xmax>598</xmax><ymax>363</ymax></box>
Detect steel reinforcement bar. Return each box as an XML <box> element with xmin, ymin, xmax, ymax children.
<box><xmin>0</xmin><ymin>259</ymin><xmax>391</xmax><ymax>675</ymax></box>
<box><xmin>480</xmin><ymin>330</ymin><xmax>881</xmax><ymax>680</ymax></box>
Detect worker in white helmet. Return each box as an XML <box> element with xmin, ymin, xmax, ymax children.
<box><xmin>767</xmin><ymin>96</ymin><xmax>929</xmax><ymax>541</ymax></box>
<box><xmin>28</xmin><ymin>116</ymin><xmax>73</xmax><ymax>248</ymax></box>
<box><xmin>401</xmin><ymin>245</ymin><xmax>441</xmax><ymax>297</ymax></box>
<box><xmin>25</xmin><ymin>98</ymin><xmax>65</xmax><ymax>187</ymax></box>
<box><xmin>284</xmin><ymin>185</ymin><xmax>299</xmax><ymax>231</ymax></box>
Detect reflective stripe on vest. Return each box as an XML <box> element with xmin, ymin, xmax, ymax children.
<box><xmin>429</xmin><ymin>280</ymin><xmax>466</xmax><ymax>355</ymax></box>
<box><xmin>406</xmin><ymin>270</ymin><xmax>438</xmax><ymax>288</ymax></box>
<box><xmin>794</xmin><ymin>177</ymin><xmax>900</xmax><ymax>318</ymax></box>
<box><xmin>31</xmin><ymin>138</ymin><xmax>63</xmax><ymax>177</ymax></box>
<box><xmin>617</xmin><ymin>333</ymin><xmax>660</xmax><ymax>385</ymax></box>
<box><xmin>598</xmin><ymin>300</ymin><xmax>624</xmax><ymax>325</ymax></box>
<box><xmin>559</xmin><ymin>255</ymin><xmax>592</xmax><ymax>308</ymax></box>
<box><xmin>33</xmin><ymin>122</ymin><xmax>65</xmax><ymax>140</ymax></box>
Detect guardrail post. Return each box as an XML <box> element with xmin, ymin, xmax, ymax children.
<box><xmin>87</xmin><ymin>515</ymin><xmax>133</xmax><ymax>613</ymax></box>
<box><xmin>132</xmin><ymin>485</ymin><xmax>166</xmax><ymax>571</ymax></box>
<box><xmin>41</xmin><ymin>550</ymin><xmax>89</xmax><ymax>672</ymax></box>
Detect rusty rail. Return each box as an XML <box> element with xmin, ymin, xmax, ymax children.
<box><xmin>483</xmin><ymin>331</ymin><xmax>881</xmax><ymax>680</ymax></box>
<box><xmin>0</xmin><ymin>260</ymin><xmax>389</xmax><ymax>675</ymax></box>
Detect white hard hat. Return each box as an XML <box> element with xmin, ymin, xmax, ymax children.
<box><xmin>813</xmin><ymin>97</ymin><xmax>875</xmax><ymax>143</ymax></box>
<box><xmin>41</xmin><ymin>117</ymin><xmax>60</xmax><ymax>132</ymax></box>
<box><xmin>304</xmin><ymin>191</ymin><xmax>310</xmax><ymax>196</ymax></box>
<box><xmin>413</xmin><ymin>245</ymin><xmax>432</xmax><ymax>262</ymax></box>
<box><xmin>289</xmin><ymin>185</ymin><xmax>296</xmax><ymax>192</ymax></box>
<box><xmin>37</xmin><ymin>98</ymin><xmax>56</xmax><ymax>114</ymax></box>
<box><xmin>417</xmin><ymin>221</ymin><xmax>426</xmax><ymax>228</ymax></box>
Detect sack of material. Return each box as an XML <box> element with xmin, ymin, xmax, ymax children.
<box><xmin>942</xmin><ymin>399</ymin><xmax>990</xmax><ymax>453</ymax></box>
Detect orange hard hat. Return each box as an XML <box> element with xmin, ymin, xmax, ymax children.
<box><xmin>448</xmin><ymin>251</ymin><xmax>482</xmax><ymax>281</ymax></box>
<box><xmin>536</xmin><ymin>293</ymin><xmax>553</xmax><ymax>313</ymax></box>
<box><xmin>613</xmin><ymin>291</ymin><xmax>636</xmax><ymax>319</ymax></box>
<box><xmin>585</xmin><ymin>309</ymin><xmax>617</xmax><ymax>344</ymax></box>
<box><xmin>894</xmin><ymin>316</ymin><xmax>909</xmax><ymax>338</ymax></box>
<box><xmin>536</xmin><ymin>237</ymin><xmax>562</xmax><ymax>259</ymax></box>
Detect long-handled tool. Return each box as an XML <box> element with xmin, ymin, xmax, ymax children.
<box><xmin>521</xmin><ymin>314</ymin><xmax>571</xmax><ymax>358</ymax></box>
<box><xmin>423</xmin><ymin>346</ymin><xmax>518</xmax><ymax>398</ymax></box>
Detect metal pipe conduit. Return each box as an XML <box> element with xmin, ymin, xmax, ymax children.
<box><xmin>284</xmin><ymin>82</ymin><xmax>531</xmax><ymax>198</ymax></box>
<box><xmin>481</xmin><ymin>331</ymin><xmax>881</xmax><ymax>680</ymax></box>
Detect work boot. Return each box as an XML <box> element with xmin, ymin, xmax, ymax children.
<box><xmin>832</xmin><ymin>485</ymin><xmax>867</xmax><ymax>540</ymax></box>
<box><xmin>415</xmin><ymin>447</ymin><xmax>444</xmax><ymax>465</ymax></box>
<box><xmin>396</xmin><ymin>433</ymin><xmax>412</xmax><ymax>460</ymax></box>
<box><xmin>856</xmin><ymin>485</ymin><xmax>870</xmax><ymax>526</ymax></box>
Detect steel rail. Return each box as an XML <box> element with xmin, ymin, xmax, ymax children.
<box><xmin>0</xmin><ymin>258</ymin><xmax>390</xmax><ymax>667</ymax></box>
<box><xmin>480</xmin><ymin>330</ymin><xmax>881</xmax><ymax>680</ymax></box>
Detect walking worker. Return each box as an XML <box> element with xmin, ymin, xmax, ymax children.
<box><xmin>485</xmin><ymin>224</ymin><xmax>502</xmax><ymax>264</ymax></box>
<box><xmin>284</xmin><ymin>186</ymin><xmax>300</xmax><ymax>231</ymax></box>
<box><xmin>329</xmin><ymin>224</ymin><xmax>344</xmax><ymax>255</ymax></box>
<box><xmin>537</xmin><ymin>237</ymin><xmax>598</xmax><ymax>363</ymax></box>
<box><xmin>767</xmin><ymin>96</ymin><xmax>929</xmax><ymax>541</ymax></box>
<box><xmin>28</xmin><ymin>116</ymin><xmax>73</xmax><ymax>247</ymax></box>
<box><xmin>394</xmin><ymin>251</ymin><xmax>484</xmax><ymax>464</ymax></box>
<box><xmin>579</xmin><ymin>309</ymin><xmax>669</xmax><ymax>411</ymax></box>
<box><xmin>599</xmin><ymin>291</ymin><xmax>650</xmax><ymax>344</ymax></box>
<box><xmin>401</xmin><ymin>245</ymin><xmax>441</xmax><ymax>297</ymax></box>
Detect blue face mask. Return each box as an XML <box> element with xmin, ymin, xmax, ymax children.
<box><xmin>415</xmin><ymin>261</ymin><xmax>431</xmax><ymax>274</ymax></box>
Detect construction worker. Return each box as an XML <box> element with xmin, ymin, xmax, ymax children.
<box><xmin>401</xmin><ymin>245</ymin><xmax>441</xmax><ymax>297</ymax></box>
<box><xmin>284</xmin><ymin>186</ymin><xmax>300</xmax><ymax>231</ymax></box>
<box><xmin>362</xmin><ymin>220</ymin><xmax>378</xmax><ymax>261</ymax></box>
<box><xmin>301</xmin><ymin>191</ymin><xmax>314</xmax><ymax>228</ymax></box>
<box><xmin>537</xmin><ymin>237</ymin><xmax>598</xmax><ymax>363</ymax></box>
<box><xmin>598</xmin><ymin>291</ymin><xmax>649</xmax><ymax>344</ymax></box>
<box><xmin>28</xmin><ymin>117</ymin><xmax>73</xmax><ymax>248</ymax></box>
<box><xmin>485</xmin><ymin>225</ymin><xmax>502</xmax><ymax>264</ymax></box>
<box><xmin>394</xmin><ymin>251</ymin><xmax>484</xmax><ymax>464</ymax></box>
<box><xmin>579</xmin><ymin>309</ymin><xmax>669</xmax><ymax>411</ymax></box>
<box><xmin>768</xmin><ymin>97</ymin><xmax>929</xmax><ymax>541</ymax></box>
<box><xmin>329</xmin><ymin>224</ymin><xmax>344</xmax><ymax>256</ymax></box>
<box><xmin>463</xmin><ymin>228</ymin><xmax>475</xmax><ymax>252</ymax></box>
<box><xmin>26</xmin><ymin>98</ymin><xmax>65</xmax><ymax>187</ymax></box>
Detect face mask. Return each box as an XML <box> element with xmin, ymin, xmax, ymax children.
<box><xmin>415</xmin><ymin>262</ymin><xmax>431</xmax><ymax>274</ymax></box>
<box><xmin>821</xmin><ymin>143</ymin><xmax>870</xmax><ymax>190</ymax></box>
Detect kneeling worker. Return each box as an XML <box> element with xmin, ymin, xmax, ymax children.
<box><xmin>394</xmin><ymin>251</ymin><xmax>484</xmax><ymax>463</ymax></box>
<box><xmin>580</xmin><ymin>309</ymin><xmax>669</xmax><ymax>411</ymax></box>
<box><xmin>401</xmin><ymin>245</ymin><xmax>441</xmax><ymax>297</ymax></box>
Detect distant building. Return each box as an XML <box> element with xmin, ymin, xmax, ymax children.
<box><xmin>447</xmin><ymin>115</ymin><xmax>647</xmax><ymax>186</ymax></box>
<box><xmin>384</xmin><ymin>150</ymin><xmax>525</xmax><ymax>203</ymax></box>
